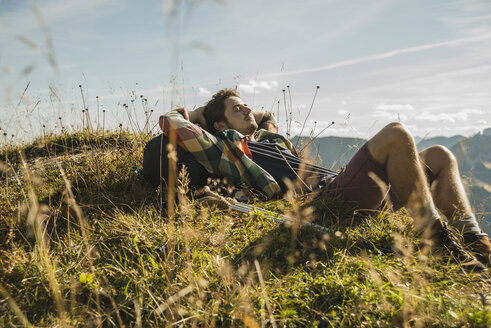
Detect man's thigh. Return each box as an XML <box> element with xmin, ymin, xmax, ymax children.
<box><xmin>324</xmin><ymin>143</ymin><xmax>390</xmax><ymax>210</ymax></box>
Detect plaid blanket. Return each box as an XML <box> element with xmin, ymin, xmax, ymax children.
<box><xmin>160</xmin><ymin>108</ymin><xmax>298</xmax><ymax>198</ymax></box>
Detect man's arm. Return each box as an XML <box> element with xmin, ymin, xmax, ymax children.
<box><xmin>160</xmin><ymin>109</ymin><xmax>222</xmax><ymax>174</ymax></box>
<box><xmin>255</xmin><ymin>111</ymin><xmax>278</xmax><ymax>133</ymax></box>
<box><xmin>188</xmin><ymin>106</ymin><xmax>208</xmax><ymax>130</ymax></box>
<box><xmin>252</xmin><ymin>111</ymin><xmax>265</xmax><ymax>127</ymax></box>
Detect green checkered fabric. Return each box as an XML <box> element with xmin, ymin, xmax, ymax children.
<box><xmin>161</xmin><ymin>109</ymin><xmax>297</xmax><ymax>198</ymax></box>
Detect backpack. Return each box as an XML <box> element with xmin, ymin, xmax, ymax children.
<box><xmin>142</xmin><ymin>134</ymin><xmax>207</xmax><ymax>188</ymax></box>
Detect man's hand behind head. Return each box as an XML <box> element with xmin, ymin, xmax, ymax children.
<box><xmin>188</xmin><ymin>106</ymin><xmax>208</xmax><ymax>130</ymax></box>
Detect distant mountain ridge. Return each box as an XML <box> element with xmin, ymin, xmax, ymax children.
<box><xmin>416</xmin><ymin>135</ymin><xmax>465</xmax><ymax>152</ymax></box>
<box><xmin>291</xmin><ymin>136</ymin><xmax>365</xmax><ymax>169</ymax></box>
<box><xmin>293</xmin><ymin>128</ymin><xmax>491</xmax><ymax>234</ymax></box>
<box><xmin>450</xmin><ymin>132</ymin><xmax>491</xmax><ymax>234</ymax></box>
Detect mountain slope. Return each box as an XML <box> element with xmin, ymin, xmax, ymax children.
<box><xmin>291</xmin><ymin>136</ymin><xmax>366</xmax><ymax>169</ymax></box>
<box><xmin>451</xmin><ymin>132</ymin><xmax>491</xmax><ymax>234</ymax></box>
<box><xmin>416</xmin><ymin>135</ymin><xmax>465</xmax><ymax>151</ymax></box>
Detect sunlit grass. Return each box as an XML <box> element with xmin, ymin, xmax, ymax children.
<box><xmin>0</xmin><ymin>129</ymin><xmax>490</xmax><ymax>327</ymax></box>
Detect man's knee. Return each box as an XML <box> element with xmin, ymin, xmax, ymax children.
<box><xmin>425</xmin><ymin>145</ymin><xmax>454</xmax><ymax>157</ymax></box>
<box><xmin>381</xmin><ymin>122</ymin><xmax>414</xmax><ymax>144</ymax></box>
<box><xmin>369</xmin><ymin>122</ymin><xmax>414</xmax><ymax>152</ymax></box>
<box><xmin>368</xmin><ymin>122</ymin><xmax>416</xmax><ymax>164</ymax></box>
<box><xmin>421</xmin><ymin>145</ymin><xmax>458</xmax><ymax>169</ymax></box>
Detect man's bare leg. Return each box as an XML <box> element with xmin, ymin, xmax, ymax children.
<box><xmin>367</xmin><ymin>122</ymin><xmax>440</xmax><ymax>231</ymax></box>
<box><xmin>419</xmin><ymin>145</ymin><xmax>490</xmax><ymax>264</ymax></box>
<box><xmin>365</xmin><ymin>123</ymin><xmax>487</xmax><ymax>269</ymax></box>
<box><xmin>418</xmin><ymin>146</ymin><xmax>483</xmax><ymax>233</ymax></box>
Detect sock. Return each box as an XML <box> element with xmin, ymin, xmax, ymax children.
<box><xmin>450</xmin><ymin>213</ymin><xmax>487</xmax><ymax>237</ymax></box>
<box><xmin>410</xmin><ymin>201</ymin><xmax>441</xmax><ymax>232</ymax></box>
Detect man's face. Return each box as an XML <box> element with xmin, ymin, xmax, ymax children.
<box><xmin>219</xmin><ymin>96</ymin><xmax>258</xmax><ymax>135</ymax></box>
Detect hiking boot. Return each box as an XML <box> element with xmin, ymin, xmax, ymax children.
<box><xmin>463</xmin><ymin>234</ymin><xmax>491</xmax><ymax>266</ymax></box>
<box><xmin>422</xmin><ymin>219</ymin><xmax>486</xmax><ymax>273</ymax></box>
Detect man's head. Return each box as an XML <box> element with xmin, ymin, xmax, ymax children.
<box><xmin>204</xmin><ymin>88</ymin><xmax>258</xmax><ymax>135</ymax></box>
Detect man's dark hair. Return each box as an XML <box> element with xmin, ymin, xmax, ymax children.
<box><xmin>204</xmin><ymin>88</ymin><xmax>240</xmax><ymax>134</ymax></box>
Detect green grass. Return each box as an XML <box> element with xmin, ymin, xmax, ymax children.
<box><xmin>0</xmin><ymin>130</ymin><xmax>490</xmax><ymax>327</ymax></box>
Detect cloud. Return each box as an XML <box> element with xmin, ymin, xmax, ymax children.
<box><xmin>237</xmin><ymin>80</ymin><xmax>279</xmax><ymax>94</ymax></box>
<box><xmin>289</xmin><ymin>119</ymin><xmax>357</xmax><ymax>137</ymax></box>
<box><xmin>462</xmin><ymin>108</ymin><xmax>484</xmax><ymax>114</ymax></box>
<box><xmin>422</xmin><ymin>123</ymin><xmax>490</xmax><ymax>135</ymax></box>
<box><xmin>372</xmin><ymin>111</ymin><xmax>407</xmax><ymax>121</ymax></box>
<box><xmin>404</xmin><ymin>124</ymin><xmax>420</xmax><ymax>133</ymax></box>
<box><xmin>374</xmin><ymin>103</ymin><xmax>414</xmax><ymax>111</ymax></box>
<box><xmin>415</xmin><ymin>111</ymin><xmax>467</xmax><ymax>123</ymax></box>
<box><xmin>323</xmin><ymin>126</ymin><xmax>364</xmax><ymax>138</ymax></box>
<box><xmin>337</xmin><ymin>109</ymin><xmax>350</xmax><ymax>116</ymax></box>
<box><xmin>414</xmin><ymin>108</ymin><xmax>485</xmax><ymax>123</ymax></box>
<box><xmin>439</xmin><ymin>0</ymin><xmax>491</xmax><ymax>34</ymax></box>
<box><xmin>197</xmin><ymin>87</ymin><xmax>211</xmax><ymax>98</ymax></box>
<box><xmin>257</xmin><ymin>32</ymin><xmax>491</xmax><ymax>79</ymax></box>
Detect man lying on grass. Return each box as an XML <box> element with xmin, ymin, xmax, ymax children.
<box><xmin>143</xmin><ymin>88</ymin><xmax>491</xmax><ymax>273</ymax></box>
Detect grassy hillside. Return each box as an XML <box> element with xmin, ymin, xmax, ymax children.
<box><xmin>1</xmin><ymin>131</ymin><xmax>490</xmax><ymax>327</ymax></box>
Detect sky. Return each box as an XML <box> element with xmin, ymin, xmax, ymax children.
<box><xmin>0</xmin><ymin>0</ymin><xmax>490</xmax><ymax>143</ymax></box>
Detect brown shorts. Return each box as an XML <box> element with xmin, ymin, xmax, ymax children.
<box><xmin>323</xmin><ymin>143</ymin><xmax>435</xmax><ymax>211</ymax></box>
